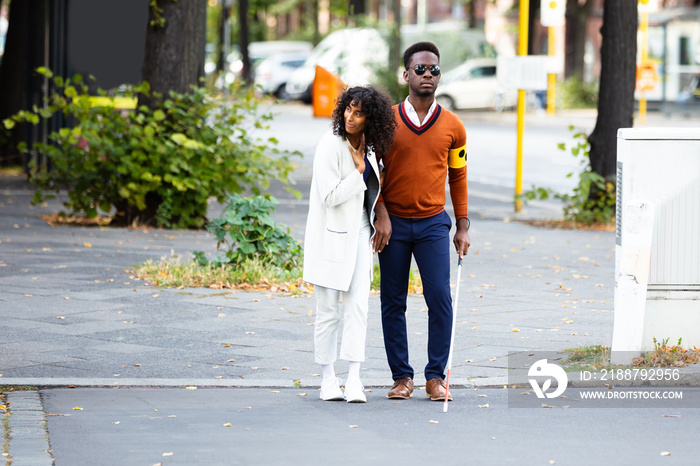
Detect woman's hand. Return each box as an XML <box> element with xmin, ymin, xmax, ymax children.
<box><xmin>348</xmin><ymin>134</ymin><xmax>366</xmax><ymax>174</ymax></box>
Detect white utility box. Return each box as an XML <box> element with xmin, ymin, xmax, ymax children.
<box><xmin>612</xmin><ymin>128</ymin><xmax>700</xmax><ymax>364</ymax></box>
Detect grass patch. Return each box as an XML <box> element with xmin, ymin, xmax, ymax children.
<box><xmin>560</xmin><ymin>340</ymin><xmax>700</xmax><ymax>373</ymax></box>
<box><xmin>370</xmin><ymin>263</ymin><xmax>423</xmax><ymax>294</ymax></box>
<box><xmin>133</xmin><ymin>254</ymin><xmax>307</xmax><ymax>294</ymax></box>
<box><xmin>39</xmin><ymin>213</ymin><xmax>112</xmax><ymax>227</ymax></box>
<box><xmin>134</xmin><ymin>255</ymin><xmax>424</xmax><ymax>295</ymax></box>
<box><xmin>523</xmin><ymin>219</ymin><xmax>614</xmax><ymax>232</ymax></box>
<box><xmin>632</xmin><ymin>337</ymin><xmax>700</xmax><ymax>368</ymax></box>
<box><xmin>0</xmin><ymin>166</ymin><xmax>24</xmax><ymax>177</ymax></box>
<box><xmin>560</xmin><ymin>344</ymin><xmax>616</xmax><ymax>372</ymax></box>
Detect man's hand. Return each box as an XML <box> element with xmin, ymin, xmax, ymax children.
<box><xmin>372</xmin><ymin>202</ymin><xmax>392</xmax><ymax>253</ymax></box>
<box><xmin>453</xmin><ymin>217</ymin><xmax>471</xmax><ymax>258</ymax></box>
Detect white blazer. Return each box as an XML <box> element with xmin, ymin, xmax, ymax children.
<box><xmin>303</xmin><ymin>131</ymin><xmax>381</xmax><ymax>291</ymax></box>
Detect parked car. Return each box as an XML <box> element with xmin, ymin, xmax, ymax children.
<box><xmin>206</xmin><ymin>41</ymin><xmax>313</xmax><ymax>88</ymax></box>
<box><xmin>254</xmin><ymin>51</ymin><xmax>311</xmax><ymax>98</ymax></box>
<box><xmin>435</xmin><ymin>58</ymin><xmax>517</xmax><ymax>111</ymax></box>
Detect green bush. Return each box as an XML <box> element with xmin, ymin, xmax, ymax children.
<box><xmin>3</xmin><ymin>68</ymin><xmax>299</xmax><ymax>229</ymax></box>
<box><xmin>194</xmin><ymin>193</ymin><xmax>302</xmax><ymax>271</ymax></box>
<box><xmin>558</xmin><ymin>77</ymin><xmax>598</xmax><ymax>109</ymax></box>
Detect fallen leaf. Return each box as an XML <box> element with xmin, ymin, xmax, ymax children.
<box><xmin>349</xmin><ymin>425</ymin><xmax>358</xmax><ymax>428</ymax></box>
<box><xmin>113</xmin><ymin>421</ymin><xmax>120</xmax><ymax>425</ymax></box>
<box><xmin>73</xmin><ymin>406</ymin><xmax>83</xmax><ymax>410</ymax></box>
<box><xmin>84</xmin><ymin>242</ymin><xmax>92</xmax><ymax>248</ymax></box>
<box><xmin>662</xmin><ymin>414</ymin><xmax>681</xmax><ymax>418</ymax></box>
<box><xmin>218</xmin><ymin>313</ymin><xmax>226</xmax><ymax>317</ymax></box>
<box><xmin>162</xmin><ymin>452</ymin><xmax>174</xmax><ymax>457</ymax></box>
<box><xmin>478</xmin><ymin>404</ymin><xmax>489</xmax><ymax>408</ymax></box>
<box><xmin>185</xmin><ymin>386</ymin><xmax>197</xmax><ymax>390</ymax></box>
<box><xmin>297</xmin><ymin>393</ymin><xmax>307</xmax><ymax>396</ymax></box>
<box><xmin>429</xmin><ymin>420</ymin><xmax>439</xmax><ymax>424</ymax></box>
<box><xmin>307</xmin><ymin>310</ymin><xmax>313</xmax><ymax>316</ymax></box>
<box><xmin>224</xmin><ymin>343</ymin><xmax>232</xmax><ymax>347</ymax></box>
<box><xmin>660</xmin><ymin>452</ymin><xmax>671</xmax><ymax>457</ymax></box>
<box><xmin>226</xmin><ymin>359</ymin><xmax>236</xmax><ymax>362</ymax></box>
<box><xmin>512</xmin><ymin>328</ymin><xmax>520</xmax><ymax>332</ymax></box>
<box><xmin>223</xmin><ymin>423</ymin><xmax>232</xmax><ymax>427</ymax></box>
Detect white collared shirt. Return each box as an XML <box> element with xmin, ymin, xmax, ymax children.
<box><xmin>403</xmin><ymin>96</ymin><xmax>438</xmax><ymax>127</ymax></box>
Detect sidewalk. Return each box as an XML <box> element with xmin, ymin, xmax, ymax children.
<box><xmin>1</xmin><ymin>172</ymin><xmax>615</xmax><ymax>390</ymax></box>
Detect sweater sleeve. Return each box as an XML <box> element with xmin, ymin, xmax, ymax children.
<box><xmin>448</xmin><ymin>121</ymin><xmax>468</xmax><ymax>219</ymax></box>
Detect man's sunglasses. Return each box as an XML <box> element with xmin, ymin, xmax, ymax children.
<box><xmin>412</xmin><ymin>64</ymin><xmax>441</xmax><ymax>76</ymax></box>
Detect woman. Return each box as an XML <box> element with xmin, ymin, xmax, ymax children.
<box><xmin>303</xmin><ymin>86</ymin><xmax>397</xmax><ymax>403</ymax></box>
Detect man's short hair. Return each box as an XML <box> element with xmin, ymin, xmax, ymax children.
<box><xmin>403</xmin><ymin>42</ymin><xmax>440</xmax><ymax>69</ymax></box>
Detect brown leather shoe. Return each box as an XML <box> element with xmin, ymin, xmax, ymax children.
<box><xmin>387</xmin><ymin>376</ymin><xmax>414</xmax><ymax>399</ymax></box>
<box><xmin>425</xmin><ymin>377</ymin><xmax>453</xmax><ymax>401</ymax></box>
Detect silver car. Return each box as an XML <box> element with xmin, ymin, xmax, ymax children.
<box><xmin>254</xmin><ymin>51</ymin><xmax>311</xmax><ymax>98</ymax></box>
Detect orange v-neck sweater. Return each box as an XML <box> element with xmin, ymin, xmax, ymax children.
<box><xmin>378</xmin><ymin>102</ymin><xmax>468</xmax><ymax>219</ymax></box>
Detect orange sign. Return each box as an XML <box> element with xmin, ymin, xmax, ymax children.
<box><xmin>312</xmin><ymin>66</ymin><xmax>346</xmax><ymax>118</ymax></box>
<box><xmin>636</xmin><ymin>61</ymin><xmax>658</xmax><ymax>92</ymax></box>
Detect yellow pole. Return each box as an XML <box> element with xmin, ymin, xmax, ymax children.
<box><xmin>515</xmin><ymin>0</ymin><xmax>529</xmax><ymax>213</ymax></box>
<box><xmin>547</xmin><ymin>26</ymin><xmax>556</xmax><ymax>114</ymax></box>
<box><xmin>639</xmin><ymin>3</ymin><xmax>649</xmax><ymax>124</ymax></box>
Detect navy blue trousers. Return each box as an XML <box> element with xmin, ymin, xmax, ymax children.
<box><xmin>378</xmin><ymin>210</ymin><xmax>453</xmax><ymax>382</ymax></box>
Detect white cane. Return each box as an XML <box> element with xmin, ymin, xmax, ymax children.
<box><xmin>443</xmin><ymin>256</ymin><xmax>462</xmax><ymax>413</ymax></box>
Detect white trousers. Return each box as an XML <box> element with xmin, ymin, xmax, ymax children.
<box><xmin>314</xmin><ymin>210</ymin><xmax>371</xmax><ymax>365</ymax></box>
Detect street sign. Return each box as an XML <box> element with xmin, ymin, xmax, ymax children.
<box><xmin>498</xmin><ymin>56</ymin><xmax>554</xmax><ymax>91</ymax></box>
<box><xmin>540</xmin><ymin>0</ymin><xmax>566</xmax><ymax>27</ymax></box>
<box><xmin>636</xmin><ymin>61</ymin><xmax>658</xmax><ymax>92</ymax></box>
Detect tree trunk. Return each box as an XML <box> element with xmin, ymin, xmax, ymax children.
<box><xmin>140</xmin><ymin>0</ymin><xmax>207</xmax><ymax>107</ymax></box>
<box><xmin>238</xmin><ymin>0</ymin><xmax>251</xmax><ymax>85</ymax></box>
<box><xmin>467</xmin><ymin>0</ymin><xmax>477</xmax><ymax>29</ymax></box>
<box><xmin>565</xmin><ymin>0</ymin><xmax>594</xmax><ymax>81</ymax></box>
<box><xmin>119</xmin><ymin>0</ymin><xmax>205</xmax><ymax>226</ymax></box>
<box><xmin>588</xmin><ymin>0</ymin><xmax>637</xmax><ymax>181</ymax></box>
<box><xmin>386</xmin><ymin>0</ymin><xmax>402</xmax><ymax>101</ymax></box>
<box><xmin>349</xmin><ymin>0</ymin><xmax>365</xmax><ymax>17</ymax></box>
<box><xmin>0</xmin><ymin>0</ymin><xmax>34</xmax><ymax>166</ymax></box>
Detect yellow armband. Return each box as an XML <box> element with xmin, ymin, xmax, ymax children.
<box><xmin>448</xmin><ymin>144</ymin><xmax>467</xmax><ymax>169</ymax></box>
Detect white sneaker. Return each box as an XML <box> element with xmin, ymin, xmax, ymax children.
<box><xmin>320</xmin><ymin>377</ymin><xmax>344</xmax><ymax>401</ymax></box>
<box><xmin>344</xmin><ymin>378</ymin><xmax>366</xmax><ymax>403</ymax></box>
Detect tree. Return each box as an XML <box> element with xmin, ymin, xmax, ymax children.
<box><xmin>0</xmin><ymin>0</ymin><xmax>44</xmax><ymax>167</ymax></box>
<box><xmin>565</xmin><ymin>0</ymin><xmax>595</xmax><ymax>80</ymax></box>
<box><xmin>140</xmin><ymin>0</ymin><xmax>207</xmax><ymax>107</ymax></box>
<box><xmin>588</xmin><ymin>0</ymin><xmax>637</xmax><ymax>181</ymax></box>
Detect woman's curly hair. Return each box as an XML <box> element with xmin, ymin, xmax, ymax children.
<box><xmin>331</xmin><ymin>86</ymin><xmax>398</xmax><ymax>160</ymax></box>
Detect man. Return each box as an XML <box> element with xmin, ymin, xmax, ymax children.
<box><xmin>371</xmin><ymin>42</ymin><xmax>470</xmax><ymax>401</ymax></box>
